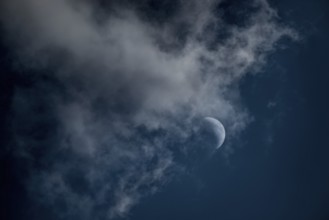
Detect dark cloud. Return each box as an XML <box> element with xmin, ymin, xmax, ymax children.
<box><xmin>0</xmin><ymin>0</ymin><xmax>296</xmax><ymax>219</ymax></box>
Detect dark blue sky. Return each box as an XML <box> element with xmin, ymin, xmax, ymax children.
<box><xmin>1</xmin><ymin>0</ymin><xmax>329</xmax><ymax>220</ymax></box>
<box><xmin>131</xmin><ymin>1</ymin><xmax>329</xmax><ymax>219</ymax></box>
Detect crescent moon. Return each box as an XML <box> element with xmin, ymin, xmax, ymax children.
<box><xmin>204</xmin><ymin>117</ymin><xmax>226</xmax><ymax>149</ymax></box>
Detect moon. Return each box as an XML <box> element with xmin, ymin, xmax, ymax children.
<box><xmin>204</xmin><ymin>117</ymin><xmax>226</xmax><ymax>149</ymax></box>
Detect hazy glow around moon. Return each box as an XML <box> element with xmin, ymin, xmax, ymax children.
<box><xmin>204</xmin><ymin>117</ymin><xmax>226</xmax><ymax>149</ymax></box>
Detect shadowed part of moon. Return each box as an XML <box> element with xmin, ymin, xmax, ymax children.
<box><xmin>204</xmin><ymin>117</ymin><xmax>226</xmax><ymax>149</ymax></box>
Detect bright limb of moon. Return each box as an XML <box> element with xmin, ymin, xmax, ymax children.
<box><xmin>204</xmin><ymin>117</ymin><xmax>226</xmax><ymax>149</ymax></box>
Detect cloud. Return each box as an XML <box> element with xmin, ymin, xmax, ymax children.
<box><xmin>1</xmin><ymin>0</ymin><xmax>296</xmax><ymax>218</ymax></box>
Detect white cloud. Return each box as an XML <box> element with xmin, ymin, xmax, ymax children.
<box><xmin>1</xmin><ymin>0</ymin><xmax>297</xmax><ymax>218</ymax></box>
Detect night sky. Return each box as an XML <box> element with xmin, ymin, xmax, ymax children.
<box><xmin>1</xmin><ymin>0</ymin><xmax>329</xmax><ymax>220</ymax></box>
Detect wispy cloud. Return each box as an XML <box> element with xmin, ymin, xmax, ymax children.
<box><xmin>1</xmin><ymin>0</ymin><xmax>296</xmax><ymax>218</ymax></box>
